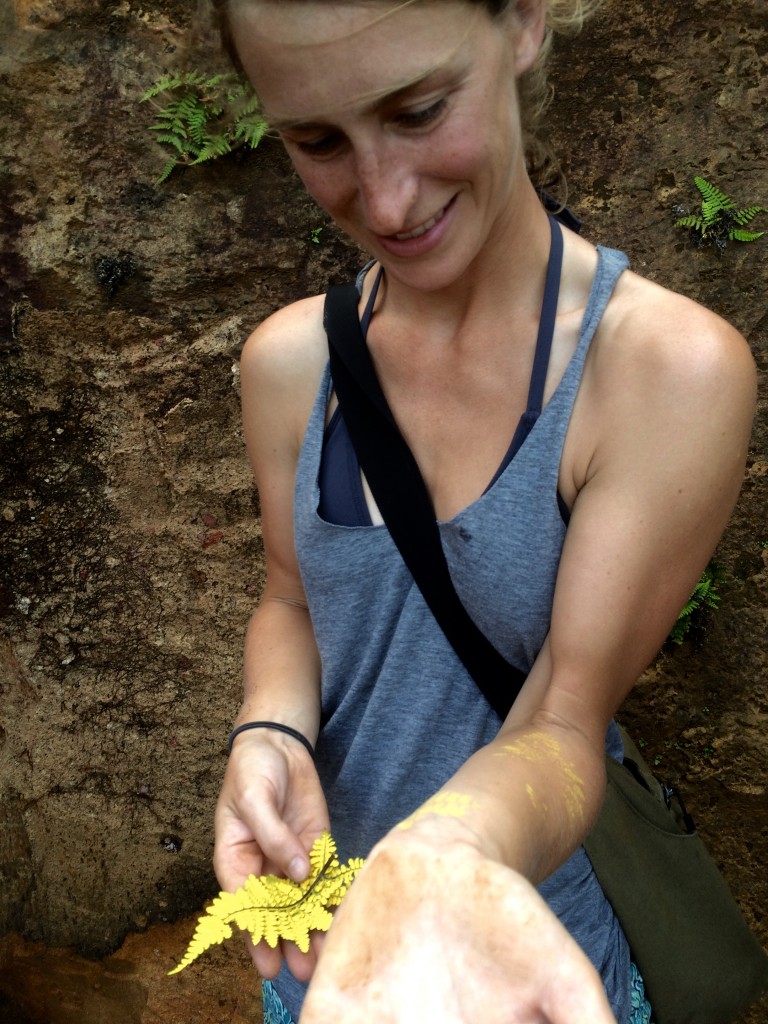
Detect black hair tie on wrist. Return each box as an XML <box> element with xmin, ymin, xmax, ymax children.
<box><xmin>227</xmin><ymin>721</ymin><xmax>315</xmax><ymax>760</ymax></box>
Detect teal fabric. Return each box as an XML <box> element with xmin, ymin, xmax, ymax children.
<box><xmin>630</xmin><ymin>962</ymin><xmax>655</xmax><ymax>1024</ymax></box>
<box><xmin>263</xmin><ymin>979</ymin><xmax>296</xmax><ymax>1024</ymax></box>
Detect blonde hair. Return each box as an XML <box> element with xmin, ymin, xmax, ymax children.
<box><xmin>516</xmin><ymin>0</ymin><xmax>603</xmax><ymax>189</ymax></box>
<box><xmin>213</xmin><ymin>0</ymin><xmax>602</xmax><ymax>189</ymax></box>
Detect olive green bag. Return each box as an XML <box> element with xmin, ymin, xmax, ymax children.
<box><xmin>584</xmin><ymin>727</ymin><xmax>768</xmax><ymax>1024</ymax></box>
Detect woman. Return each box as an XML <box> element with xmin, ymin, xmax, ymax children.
<box><xmin>211</xmin><ymin>2</ymin><xmax>756</xmax><ymax>1021</ymax></box>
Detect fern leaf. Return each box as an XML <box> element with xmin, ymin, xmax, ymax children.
<box><xmin>235</xmin><ymin>117</ymin><xmax>269</xmax><ymax>148</ymax></box>
<box><xmin>675</xmin><ymin>214</ymin><xmax>705</xmax><ymax>232</ymax></box>
<box><xmin>668</xmin><ymin>618</ymin><xmax>688</xmax><ymax>645</ymax></box>
<box><xmin>669</xmin><ymin>561</ymin><xmax>723</xmax><ymax>644</ymax></box>
<box><xmin>168</xmin><ymin>832</ymin><xmax>364</xmax><ymax>974</ymax></box>
<box><xmin>733</xmin><ymin>205</ymin><xmax>766</xmax><ymax>226</ymax></box>
<box><xmin>729</xmin><ymin>228</ymin><xmax>765</xmax><ymax>242</ymax></box>
<box><xmin>144</xmin><ymin>68</ymin><xmax>268</xmax><ymax>177</ymax></box>
<box><xmin>167</xmin><ymin>904</ymin><xmax>234</xmax><ymax>975</ymax></box>
<box><xmin>141</xmin><ymin>73</ymin><xmax>183</xmax><ymax>101</ymax></box>
<box><xmin>176</xmin><ymin>96</ymin><xmax>201</xmax><ymax>123</ymax></box>
<box><xmin>186</xmin><ymin>107</ymin><xmax>209</xmax><ymax>146</ymax></box>
<box><xmin>154</xmin><ymin>132</ymin><xmax>187</xmax><ymax>154</ymax></box>
<box><xmin>694</xmin><ymin>176</ymin><xmax>735</xmax><ymax>213</ymax></box>
<box><xmin>191</xmin><ymin>135</ymin><xmax>233</xmax><ymax>164</ymax></box>
<box><xmin>236</xmin><ymin>92</ymin><xmax>262</xmax><ymax>117</ymax></box>
<box><xmin>156</xmin><ymin>158</ymin><xmax>179</xmax><ymax>184</ymax></box>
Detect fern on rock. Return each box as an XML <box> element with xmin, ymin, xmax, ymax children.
<box><xmin>141</xmin><ymin>70</ymin><xmax>268</xmax><ymax>183</ymax></box>
<box><xmin>674</xmin><ymin>176</ymin><xmax>765</xmax><ymax>251</ymax></box>
<box><xmin>169</xmin><ymin>832</ymin><xmax>364</xmax><ymax>975</ymax></box>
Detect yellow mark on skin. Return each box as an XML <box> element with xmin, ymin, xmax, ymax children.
<box><xmin>498</xmin><ymin>732</ymin><xmax>586</xmax><ymax>823</ymax></box>
<box><xmin>525</xmin><ymin>783</ymin><xmax>548</xmax><ymax>815</ymax></box>
<box><xmin>397</xmin><ymin>791</ymin><xmax>477</xmax><ymax>830</ymax></box>
<box><xmin>498</xmin><ymin>731</ymin><xmax>561</xmax><ymax>764</ymax></box>
<box><xmin>561</xmin><ymin>760</ymin><xmax>587</xmax><ymax>823</ymax></box>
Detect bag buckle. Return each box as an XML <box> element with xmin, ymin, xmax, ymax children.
<box><xmin>661</xmin><ymin>781</ymin><xmax>697</xmax><ymax>834</ymax></box>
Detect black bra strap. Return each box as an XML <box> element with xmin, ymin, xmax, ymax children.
<box><xmin>526</xmin><ymin>215</ymin><xmax>563</xmax><ymax>414</ymax></box>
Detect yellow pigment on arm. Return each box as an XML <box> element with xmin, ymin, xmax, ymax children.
<box><xmin>497</xmin><ymin>732</ymin><xmax>586</xmax><ymax>823</ymax></box>
<box><xmin>397</xmin><ymin>791</ymin><xmax>477</xmax><ymax>830</ymax></box>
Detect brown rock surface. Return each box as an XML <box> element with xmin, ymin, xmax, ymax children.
<box><xmin>0</xmin><ymin>0</ymin><xmax>766</xmax><ymax>1021</ymax></box>
<box><xmin>0</xmin><ymin>921</ymin><xmax>262</xmax><ymax>1023</ymax></box>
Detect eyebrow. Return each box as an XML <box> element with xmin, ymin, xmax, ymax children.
<box><xmin>265</xmin><ymin>68</ymin><xmax>448</xmax><ymax>133</ymax></box>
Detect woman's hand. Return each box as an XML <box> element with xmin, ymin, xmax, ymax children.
<box><xmin>300</xmin><ymin>825</ymin><xmax>616</xmax><ymax>1024</ymax></box>
<box><xmin>213</xmin><ymin>728</ymin><xmax>329</xmax><ymax>982</ymax></box>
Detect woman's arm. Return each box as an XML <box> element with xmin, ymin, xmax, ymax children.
<box><xmin>301</xmin><ymin>282</ymin><xmax>756</xmax><ymax>1022</ymax></box>
<box><xmin>416</xmin><ymin>278</ymin><xmax>757</xmax><ymax>881</ymax></box>
<box><xmin>213</xmin><ymin>297</ymin><xmax>331</xmax><ymax>980</ymax></box>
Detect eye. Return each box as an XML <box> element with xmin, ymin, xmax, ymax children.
<box><xmin>287</xmin><ymin>131</ymin><xmax>347</xmax><ymax>159</ymax></box>
<box><xmin>395</xmin><ymin>98</ymin><xmax>447</xmax><ymax>130</ymax></box>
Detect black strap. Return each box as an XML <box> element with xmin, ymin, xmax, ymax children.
<box><xmin>324</xmin><ymin>287</ymin><xmax>527</xmax><ymax>720</ymax></box>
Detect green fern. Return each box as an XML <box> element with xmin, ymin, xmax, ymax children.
<box><xmin>141</xmin><ymin>71</ymin><xmax>268</xmax><ymax>183</ymax></box>
<box><xmin>668</xmin><ymin>560</ymin><xmax>724</xmax><ymax>645</ymax></box>
<box><xmin>674</xmin><ymin>177</ymin><xmax>765</xmax><ymax>251</ymax></box>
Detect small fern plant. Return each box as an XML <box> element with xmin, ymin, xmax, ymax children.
<box><xmin>169</xmin><ymin>832</ymin><xmax>364</xmax><ymax>975</ymax></box>
<box><xmin>668</xmin><ymin>560</ymin><xmax>724</xmax><ymax>645</ymax></box>
<box><xmin>141</xmin><ymin>70</ymin><xmax>269</xmax><ymax>183</ymax></box>
<box><xmin>674</xmin><ymin>177</ymin><xmax>765</xmax><ymax>252</ymax></box>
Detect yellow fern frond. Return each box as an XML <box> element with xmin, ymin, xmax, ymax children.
<box><xmin>168</xmin><ymin>831</ymin><xmax>364</xmax><ymax>975</ymax></box>
<box><xmin>167</xmin><ymin>907</ymin><xmax>234</xmax><ymax>975</ymax></box>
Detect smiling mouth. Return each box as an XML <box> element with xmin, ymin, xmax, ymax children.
<box><xmin>394</xmin><ymin>203</ymin><xmax>449</xmax><ymax>241</ymax></box>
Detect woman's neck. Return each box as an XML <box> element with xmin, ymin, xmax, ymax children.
<box><xmin>368</xmin><ymin>183</ymin><xmax>554</xmax><ymax>351</ymax></box>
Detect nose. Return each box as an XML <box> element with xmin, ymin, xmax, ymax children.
<box><xmin>354</xmin><ymin>142</ymin><xmax>419</xmax><ymax>237</ymax></box>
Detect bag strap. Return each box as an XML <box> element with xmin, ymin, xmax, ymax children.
<box><xmin>324</xmin><ymin>287</ymin><xmax>527</xmax><ymax>720</ymax></box>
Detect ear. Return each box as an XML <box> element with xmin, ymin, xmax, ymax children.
<box><xmin>509</xmin><ymin>0</ymin><xmax>547</xmax><ymax>75</ymax></box>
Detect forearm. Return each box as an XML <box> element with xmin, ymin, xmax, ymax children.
<box><xmin>216</xmin><ymin>590</ymin><xmax>327</xmax><ymax>903</ymax></box>
<box><xmin>400</xmin><ymin>717</ymin><xmax>606</xmax><ymax>885</ymax></box>
<box><xmin>235</xmin><ymin>592</ymin><xmax>322</xmax><ymax>744</ymax></box>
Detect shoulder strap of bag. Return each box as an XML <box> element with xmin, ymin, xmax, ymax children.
<box><xmin>324</xmin><ymin>284</ymin><xmax>525</xmax><ymax>720</ymax></box>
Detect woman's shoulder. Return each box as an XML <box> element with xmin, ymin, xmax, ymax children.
<box><xmin>240</xmin><ymin>293</ymin><xmax>328</xmax><ymax>382</ymax></box>
<box><xmin>594</xmin><ymin>267</ymin><xmax>755</xmax><ymax>403</ymax></box>
<box><xmin>239</xmin><ymin>294</ymin><xmax>331</xmax><ymax>448</ymax></box>
<box><xmin>562</xmin><ymin>255</ymin><xmax>755</xmax><ymax>514</ymax></box>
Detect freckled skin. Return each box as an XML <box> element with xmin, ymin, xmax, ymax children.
<box><xmin>302</xmin><ymin>832</ymin><xmax>614</xmax><ymax>1023</ymax></box>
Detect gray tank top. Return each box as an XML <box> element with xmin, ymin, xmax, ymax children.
<box><xmin>277</xmin><ymin>244</ymin><xmax>632</xmax><ymax>1021</ymax></box>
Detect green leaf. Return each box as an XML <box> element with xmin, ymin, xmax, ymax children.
<box><xmin>733</xmin><ymin>205</ymin><xmax>767</xmax><ymax>226</ymax></box>
<box><xmin>729</xmin><ymin>228</ymin><xmax>765</xmax><ymax>242</ymax></box>
<box><xmin>143</xmin><ymin>68</ymin><xmax>268</xmax><ymax>178</ymax></box>
<box><xmin>156</xmin><ymin>158</ymin><xmax>179</xmax><ymax>184</ymax></box>
<box><xmin>154</xmin><ymin>132</ymin><xmax>187</xmax><ymax>154</ymax></box>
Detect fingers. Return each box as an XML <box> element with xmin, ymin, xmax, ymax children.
<box><xmin>245</xmin><ymin>934</ymin><xmax>284</xmax><ymax>980</ymax></box>
<box><xmin>243</xmin><ymin>929</ymin><xmax>322</xmax><ymax>983</ymax></box>
<box><xmin>283</xmin><ymin>934</ymin><xmax>321</xmax><ymax>983</ymax></box>
<box><xmin>241</xmin><ymin>796</ymin><xmax>312</xmax><ymax>881</ymax></box>
<box><xmin>213</xmin><ymin>768</ymin><xmax>312</xmax><ymax>889</ymax></box>
<box><xmin>212</xmin><ymin>731</ymin><xmax>330</xmax><ymax>985</ymax></box>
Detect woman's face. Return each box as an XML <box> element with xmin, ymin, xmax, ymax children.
<box><xmin>230</xmin><ymin>1</ymin><xmax>543</xmax><ymax>290</ymax></box>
